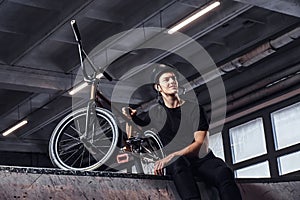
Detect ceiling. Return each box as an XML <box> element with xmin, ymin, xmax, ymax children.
<box><xmin>0</xmin><ymin>0</ymin><xmax>300</xmax><ymax>166</ymax></box>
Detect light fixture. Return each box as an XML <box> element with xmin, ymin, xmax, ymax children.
<box><xmin>2</xmin><ymin>120</ymin><xmax>28</xmax><ymax>136</ymax></box>
<box><xmin>69</xmin><ymin>73</ymin><xmax>104</xmax><ymax>95</ymax></box>
<box><xmin>168</xmin><ymin>1</ymin><xmax>221</xmax><ymax>34</ymax></box>
<box><xmin>69</xmin><ymin>82</ymin><xmax>88</xmax><ymax>95</ymax></box>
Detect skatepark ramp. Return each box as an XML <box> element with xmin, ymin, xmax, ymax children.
<box><xmin>0</xmin><ymin>166</ymin><xmax>299</xmax><ymax>199</ymax></box>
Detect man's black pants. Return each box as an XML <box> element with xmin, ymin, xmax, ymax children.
<box><xmin>166</xmin><ymin>151</ymin><xmax>242</xmax><ymax>200</ymax></box>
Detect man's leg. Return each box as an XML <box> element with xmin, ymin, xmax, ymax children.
<box><xmin>192</xmin><ymin>153</ymin><xmax>242</xmax><ymax>200</ymax></box>
<box><xmin>167</xmin><ymin>156</ymin><xmax>201</xmax><ymax>200</ymax></box>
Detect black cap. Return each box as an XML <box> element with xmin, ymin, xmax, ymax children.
<box><xmin>152</xmin><ymin>63</ymin><xmax>178</xmax><ymax>84</ymax></box>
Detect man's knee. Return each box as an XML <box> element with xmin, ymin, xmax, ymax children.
<box><xmin>215</xmin><ymin>167</ymin><xmax>242</xmax><ymax>199</ymax></box>
<box><xmin>215</xmin><ymin>166</ymin><xmax>235</xmax><ymax>183</ymax></box>
<box><xmin>167</xmin><ymin>156</ymin><xmax>191</xmax><ymax>174</ymax></box>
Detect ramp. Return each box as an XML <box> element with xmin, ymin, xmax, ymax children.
<box><xmin>0</xmin><ymin>166</ymin><xmax>299</xmax><ymax>200</ymax></box>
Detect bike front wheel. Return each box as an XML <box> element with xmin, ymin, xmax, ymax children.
<box><xmin>49</xmin><ymin>107</ymin><xmax>119</xmax><ymax>171</ymax></box>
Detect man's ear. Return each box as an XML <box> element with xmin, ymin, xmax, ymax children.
<box><xmin>154</xmin><ymin>84</ymin><xmax>160</xmax><ymax>92</ymax></box>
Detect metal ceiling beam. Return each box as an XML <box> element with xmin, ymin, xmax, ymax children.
<box><xmin>177</xmin><ymin>0</ymin><xmax>207</xmax><ymax>8</ymax></box>
<box><xmin>9</xmin><ymin>0</ymin><xmax>63</xmax><ymax>10</ymax></box>
<box><xmin>85</xmin><ymin>9</ymin><xmax>124</xmax><ymax>24</ymax></box>
<box><xmin>16</xmin><ymin>95</ymin><xmax>74</xmax><ymax>138</ymax></box>
<box><xmin>234</xmin><ymin>0</ymin><xmax>300</xmax><ymax>18</ymax></box>
<box><xmin>0</xmin><ymin>64</ymin><xmax>73</xmax><ymax>93</ymax></box>
<box><xmin>11</xmin><ymin>0</ymin><xmax>95</xmax><ymax>65</ymax></box>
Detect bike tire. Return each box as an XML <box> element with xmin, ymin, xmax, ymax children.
<box><xmin>139</xmin><ymin>130</ymin><xmax>165</xmax><ymax>175</ymax></box>
<box><xmin>49</xmin><ymin>107</ymin><xmax>119</xmax><ymax>171</ymax></box>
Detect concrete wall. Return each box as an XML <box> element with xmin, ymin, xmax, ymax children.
<box><xmin>0</xmin><ymin>166</ymin><xmax>179</xmax><ymax>200</ymax></box>
<box><xmin>239</xmin><ymin>181</ymin><xmax>300</xmax><ymax>200</ymax></box>
<box><xmin>0</xmin><ymin>166</ymin><xmax>299</xmax><ymax>200</ymax></box>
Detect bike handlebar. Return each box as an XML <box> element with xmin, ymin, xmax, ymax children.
<box><xmin>70</xmin><ymin>20</ymin><xmax>113</xmax><ymax>82</ymax></box>
<box><xmin>71</xmin><ymin>20</ymin><xmax>81</xmax><ymax>43</ymax></box>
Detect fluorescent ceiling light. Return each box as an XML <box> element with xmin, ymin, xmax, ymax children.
<box><xmin>168</xmin><ymin>1</ymin><xmax>221</xmax><ymax>34</ymax></box>
<box><xmin>2</xmin><ymin>120</ymin><xmax>28</xmax><ymax>136</ymax></box>
<box><xmin>69</xmin><ymin>82</ymin><xmax>88</xmax><ymax>95</ymax></box>
<box><xmin>68</xmin><ymin>73</ymin><xmax>103</xmax><ymax>95</ymax></box>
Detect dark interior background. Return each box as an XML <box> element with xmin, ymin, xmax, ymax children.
<box><xmin>0</xmin><ymin>0</ymin><xmax>299</xmax><ymax>173</ymax></box>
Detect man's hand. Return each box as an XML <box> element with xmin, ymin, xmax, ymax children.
<box><xmin>153</xmin><ymin>130</ymin><xmax>207</xmax><ymax>175</ymax></box>
<box><xmin>154</xmin><ymin>154</ymin><xmax>174</xmax><ymax>175</ymax></box>
<box><xmin>122</xmin><ymin>107</ymin><xmax>137</xmax><ymax>119</ymax></box>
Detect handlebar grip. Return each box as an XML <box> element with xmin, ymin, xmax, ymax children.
<box><xmin>70</xmin><ymin>20</ymin><xmax>81</xmax><ymax>42</ymax></box>
<box><xmin>102</xmin><ymin>71</ymin><xmax>113</xmax><ymax>81</ymax></box>
<box><xmin>71</xmin><ymin>19</ymin><xmax>113</xmax><ymax>82</ymax></box>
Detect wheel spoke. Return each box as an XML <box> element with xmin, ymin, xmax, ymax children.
<box><xmin>79</xmin><ymin>148</ymin><xmax>85</xmax><ymax>167</ymax></box>
<box><xmin>62</xmin><ymin>145</ymin><xmax>83</xmax><ymax>163</ymax></box>
<box><xmin>71</xmin><ymin>146</ymin><xmax>85</xmax><ymax>167</ymax></box>
<box><xmin>94</xmin><ymin>124</ymin><xmax>112</xmax><ymax>136</ymax></box>
<box><xmin>59</xmin><ymin>148</ymin><xmax>78</xmax><ymax>156</ymax></box>
<box><xmin>93</xmin><ymin>137</ymin><xmax>113</xmax><ymax>142</ymax></box>
<box><xmin>70</xmin><ymin>125</ymin><xmax>83</xmax><ymax>138</ymax></box>
<box><xmin>59</xmin><ymin>141</ymin><xmax>82</xmax><ymax>153</ymax></box>
<box><xmin>76</xmin><ymin>119</ymin><xmax>82</xmax><ymax>134</ymax></box>
<box><xmin>63</xmin><ymin>131</ymin><xmax>81</xmax><ymax>141</ymax></box>
<box><xmin>88</xmin><ymin>151</ymin><xmax>91</xmax><ymax>167</ymax></box>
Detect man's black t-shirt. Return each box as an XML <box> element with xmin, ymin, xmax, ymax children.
<box><xmin>133</xmin><ymin>100</ymin><xmax>209</xmax><ymax>154</ymax></box>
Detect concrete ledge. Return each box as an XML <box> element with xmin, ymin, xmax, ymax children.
<box><xmin>0</xmin><ymin>166</ymin><xmax>222</xmax><ymax>200</ymax></box>
<box><xmin>0</xmin><ymin>166</ymin><xmax>178</xmax><ymax>200</ymax></box>
<box><xmin>0</xmin><ymin>166</ymin><xmax>299</xmax><ymax>200</ymax></box>
<box><xmin>238</xmin><ymin>178</ymin><xmax>300</xmax><ymax>200</ymax></box>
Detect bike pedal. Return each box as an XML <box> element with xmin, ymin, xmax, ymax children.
<box><xmin>116</xmin><ymin>153</ymin><xmax>132</xmax><ymax>164</ymax></box>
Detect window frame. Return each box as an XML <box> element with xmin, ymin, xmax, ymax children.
<box><xmin>221</xmin><ymin>95</ymin><xmax>300</xmax><ymax>179</ymax></box>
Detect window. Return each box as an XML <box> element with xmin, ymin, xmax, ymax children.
<box><xmin>209</xmin><ymin>132</ymin><xmax>225</xmax><ymax>160</ymax></box>
<box><xmin>271</xmin><ymin>102</ymin><xmax>300</xmax><ymax>150</ymax></box>
<box><xmin>235</xmin><ymin>161</ymin><xmax>270</xmax><ymax>178</ymax></box>
<box><xmin>229</xmin><ymin>118</ymin><xmax>267</xmax><ymax>163</ymax></box>
<box><xmin>278</xmin><ymin>150</ymin><xmax>300</xmax><ymax>175</ymax></box>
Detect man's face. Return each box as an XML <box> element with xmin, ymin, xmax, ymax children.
<box><xmin>157</xmin><ymin>72</ymin><xmax>178</xmax><ymax>95</ymax></box>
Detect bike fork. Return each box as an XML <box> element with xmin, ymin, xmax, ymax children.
<box><xmin>82</xmin><ymin>83</ymin><xmax>97</xmax><ymax>140</ymax></box>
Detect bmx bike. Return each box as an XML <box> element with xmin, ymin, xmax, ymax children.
<box><xmin>48</xmin><ymin>20</ymin><xmax>165</xmax><ymax>174</ymax></box>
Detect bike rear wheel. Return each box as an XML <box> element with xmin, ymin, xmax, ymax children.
<box><xmin>139</xmin><ymin>130</ymin><xmax>165</xmax><ymax>175</ymax></box>
<box><xmin>49</xmin><ymin>107</ymin><xmax>118</xmax><ymax>171</ymax></box>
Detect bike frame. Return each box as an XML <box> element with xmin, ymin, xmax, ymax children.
<box><xmin>71</xmin><ymin>20</ymin><xmax>101</xmax><ymax>140</ymax></box>
<box><xmin>70</xmin><ymin>20</ymin><xmax>142</xmax><ymax>140</ymax></box>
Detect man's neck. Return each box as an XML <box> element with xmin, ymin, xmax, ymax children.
<box><xmin>162</xmin><ymin>94</ymin><xmax>182</xmax><ymax>108</ymax></box>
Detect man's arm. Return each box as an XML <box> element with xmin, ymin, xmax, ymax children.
<box><xmin>173</xmin><ymin>130</ymin><xmax>207</xmax><ymax>157</ymax></box>
<box><xmin>154</xmin><ymin>130</ymin><xmax>207</xmax><ymax>175</ymax></box>
<box><xmin>122</xmin><ymin>107</ymin><xmax>151</xmax><ymax>126</ymax></box>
